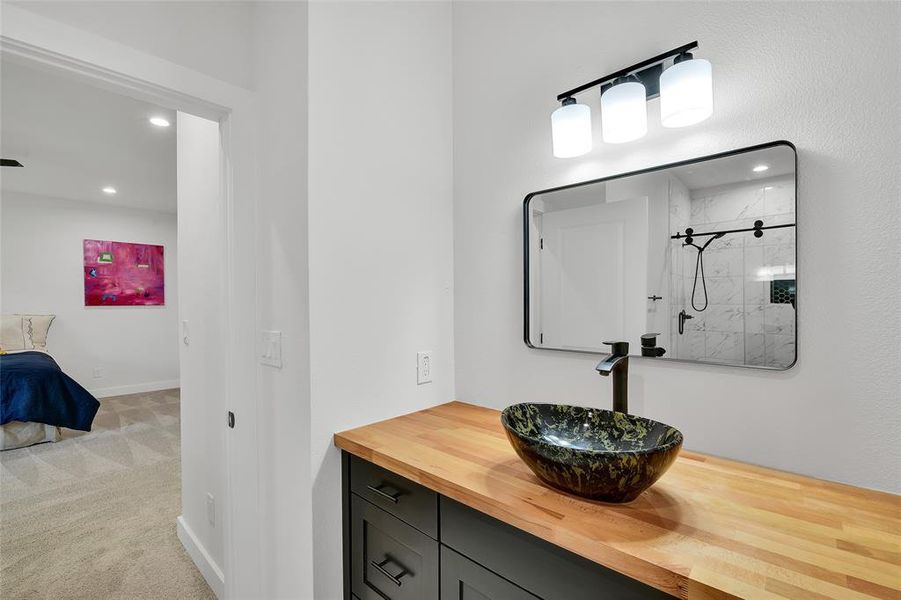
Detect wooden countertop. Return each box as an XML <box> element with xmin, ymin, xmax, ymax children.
<box><xmin>334</xmin><ymin>401</ymin><xmax>901</xmax><ymax>600</ymax></box>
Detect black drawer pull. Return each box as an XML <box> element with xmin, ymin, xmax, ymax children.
<box><xmin>369</xmin><ymin>558</ymin><xmax>408</xmax><ymax>587</ymax></box>
<box><xmin>366</xmin><ymin>483</ymin><xmax>401</xmax><ymax>503</ymax></box>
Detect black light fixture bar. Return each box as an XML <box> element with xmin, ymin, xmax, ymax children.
<box><xmin>671</xmin><ymin>222</ymin><xmax>796</xmax><ymax>241</ymax></box>
<box><xmin>1</xmin><ymin>159</ymin><xmax>24</xmax><ymax>167</ymax></box>
<box><xmin>556</xmin><ymin>41</ymin><xmax>699</xmax><ymax>102</ymax></box>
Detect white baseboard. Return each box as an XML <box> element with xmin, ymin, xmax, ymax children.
<box><xmin>177</xmin><ymin>515</ymin><xmax>225</xmax><ymax>598</ymax></box>
<box><xmin>90</xmin><ymin>379</ymin><xmax>180</xmax><ymax>398</ymax></box>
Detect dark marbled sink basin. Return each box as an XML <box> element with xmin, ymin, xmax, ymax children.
<box><xmin>501</xmin><ymin>403</ymin><xmax>683</xmax><ymax>503</ymax></box>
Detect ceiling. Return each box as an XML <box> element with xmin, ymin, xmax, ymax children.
<box><xmin>670</xmin><ymin>145</ymin><xmax>795</xmax><ymax>191</ymax></box>
<box><xmin>1</xmin><ymin>59</ymin><xmax>177</xmax><ymax>213</ymax></box>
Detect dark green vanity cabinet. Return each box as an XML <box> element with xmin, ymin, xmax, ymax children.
<box><xmin>441</xmin><ymin>547</ymin><xmax>540</xmax><ymax>600</ymax></box>
<box><xmin>342</xmin><ymin>452</ymin><xmax>672</xmax><ymax>600</ymax></box>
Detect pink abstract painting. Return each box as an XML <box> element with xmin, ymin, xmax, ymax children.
<box><xmin>83</xmin><ymin>239</ymin><xmax>165</xmax><ymax>306</ymax></box>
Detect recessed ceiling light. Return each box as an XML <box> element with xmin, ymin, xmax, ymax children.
<box><xmin>149</xmin><ymin>116</ymin><xmax>170</xmax><ymax>128</ymax></box>
<box><xmin>102</xmin><ymin>186</ymin><xmax>117</xmax><ymax>195</ymax></box>
<box><xmin>764</xmin><ymin>186</ymin><xmax>774</xmax><ymax>191</ymax></box>
<box><xmin>752</xmin><ymin>164</ymin><xmax>769</xmax><ymax>173</ymax></box>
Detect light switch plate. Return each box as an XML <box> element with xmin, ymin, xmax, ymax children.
<box><xmin>260</xmin><ymin>330</ymin><xmax>283</xmax><ymax>368</ymax></box>
<box><xmin>417</xmin><ymin>351</ymin><xmax>432</xmax><ymax>385</ymax></box>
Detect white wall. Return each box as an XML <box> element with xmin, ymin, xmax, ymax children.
<box><xmin>8</xmin><ymin>0</ymin><xmax>256</xmax><ymax>89</ymax></box>
<box><xmin>252</xmin><ymin>3</ymin><xmax>313</xmax><ymax>599</ymax></box>
<box><xmin>308</xmin><ymin>2</ymin><xmax>455</xmax><ymax>597</ymax></box>
<box><xmin>0</xmin><ymin>192</ymin><xmax>178</xmax><ymax>396</ymax></box>
<box><xmin>453</xmin><ymin>1</ymin><xmax>901</xmax><ymax>493</ymax></box>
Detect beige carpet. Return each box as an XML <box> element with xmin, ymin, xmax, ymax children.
<box><xmin>1</xmin><ymin>389</ymin><xmax>215</xmax><ymax>599</ymax></box>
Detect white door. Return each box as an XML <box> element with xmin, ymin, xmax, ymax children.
<box><xmin>540</xmin><ymin>197</ymin><xmax>648</xmax><ymax>352</ymax></box>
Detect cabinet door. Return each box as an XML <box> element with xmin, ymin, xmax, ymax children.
<box><xmin>441</xmin><ymin>546</ymin><xmax>541</xmax><ymax>600</ymax></box>
<box><xmin>351</xmin><ymin>495</ymin><xmax>438</xmax><ymax>600</ymax></box>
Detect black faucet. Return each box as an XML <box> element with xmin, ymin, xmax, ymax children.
<box><xmin>595</xmin><ymin>341</ymin><xmax>629</xmax><ymax>414</ymax></box>
<box><xmin>640</xmin><ymin>333</ymin><xmax>666</xmax><ymax>357</ymax></box>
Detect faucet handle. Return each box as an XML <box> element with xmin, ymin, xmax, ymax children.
<box><xmin>602</xmin><ymin>341</ymin><xmax>629</xmax><ymax>355</ymax></box>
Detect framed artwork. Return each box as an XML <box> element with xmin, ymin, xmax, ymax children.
<box><xmin>83</xmin><ymin>239</ymin><xmax>165</xmax><ymax>306</ymax></box>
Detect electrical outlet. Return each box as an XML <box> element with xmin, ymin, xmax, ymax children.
<box><xmin>260</xmin><ymin>330</ymin><xmax>282</xmax><ymax>368</ymax></box>
<box><xmin>417</xmin><ymin>351</ymin><xmax>432</xmax><ymax>385</ymax></box>
<box><xmin>206</xmin><ymin>492</ymin><xmax>215</xmax><ymax>526</ymax></box>
<box><xmin>93</xmin><ymin>367</ymin><xmax>104</xmax><ymax>379</ymax></box>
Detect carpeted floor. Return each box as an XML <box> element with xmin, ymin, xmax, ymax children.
<box><xmin>0</xmin><ymin>389</ymin><xmax>215</xmax><ymax>599</ymax></box>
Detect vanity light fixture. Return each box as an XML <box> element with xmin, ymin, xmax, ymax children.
<box><xmin>601</xmin><ymin>77</ymin><xmax>647</xmax><ymax>144</ymax></box>
<box><xmin>660</xmin><ymin>53</ymin><xmax>713</xmax><ymax>128</ymax></box>
<box><xmin>551</xmin><ymin>41</ymin><xmax>712</xmax><ymax>157</ymax></box>
<box><xmin>149</xmin><ymin>116</ymin><xmax>170</xmax><ymax>128</ymax></box>
<box><xmin>551</xmin><ymin>97</ymin><xmax>592</xmax><ymax>158</ymax></box>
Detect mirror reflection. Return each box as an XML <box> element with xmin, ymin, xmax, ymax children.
<box><xmin>525</xmin><ymin>142</ymin><xmax>796</xmax><ymax>369</ymax></box>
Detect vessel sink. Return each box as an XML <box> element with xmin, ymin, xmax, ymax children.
<box><xmin>501</xmin><ymin>403</ymin><xmax>683</xmax><ymax>503</ymax></box>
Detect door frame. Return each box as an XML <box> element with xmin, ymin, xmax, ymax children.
<box><xmin>1</xmin><ymin>7</ymin><xmax>261</xmax><ymax>598</ymax></box>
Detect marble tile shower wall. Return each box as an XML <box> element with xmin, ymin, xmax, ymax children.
<box><xmin>669</xmin><ymin>176</ymin><xmax>795</xmax><ymax>368</ymax></box>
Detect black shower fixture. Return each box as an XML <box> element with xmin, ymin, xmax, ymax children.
<box><xmin>671</xmin><ymin>220</ymin><xmax>794</xmax><ymax>242</ymax></box>
<box><xmin>672</xmin><ymin>219</ymin><xmax>798</xmax><ymax>312</ymax></box>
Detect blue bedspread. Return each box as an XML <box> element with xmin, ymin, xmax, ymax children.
<box><xmin>1</xmin><ymin>352</ymin><xmax>99</xmax><ymax>431</ymax></box>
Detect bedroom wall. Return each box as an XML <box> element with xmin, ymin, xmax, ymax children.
<box><xmin>452</xmin><ymin>1</ymin><xmax>901</xmax><ymax>493</ymax></box>
<box><xmin>0</xmin><ymin>192</ymin><xmax>179</xmax><ymax>396</ymax></box>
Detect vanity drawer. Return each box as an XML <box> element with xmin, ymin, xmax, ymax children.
<box><xmin>351</xmin><ymin>494</ymin><xmax>438</xmax><ymax>600</ymax></box>
<box><xmin>441</xmin><ymin>546</ymin><xmax>542</xmax><ymax>600</ymax></box>
<box><xmin>350</xmin><ymin>455</ymin><xmax>437</xmax><ymax>538</ymax></box>
<box><xmin>440</xmin><ymin>498</ymin><xmax>672</xmax><ymax>600</ymax></box>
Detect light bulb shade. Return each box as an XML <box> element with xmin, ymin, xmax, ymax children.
<box><xmin>551</xmin><ymin>101</ymin><xmax>592</xmax><ymax>158</ymax></box>
<box><xmin>601</xmin><ymin>81</ymin><xmax>647</xmax><ymax>144</ymax></box>
<box><xmin>660</xmin><ymin>58</ymin><xmax>713</xmax><ymax>128</ymax></box>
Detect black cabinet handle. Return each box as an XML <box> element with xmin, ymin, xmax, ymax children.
<box><xmin>369</xmin><ymin>558</ymin><xmax>408</xmax><ymax>587</ymax></box>
<box><xmin>366</xmin><ymin>483</ymin><xmax>401</xmax><ymax>503</ymax></box>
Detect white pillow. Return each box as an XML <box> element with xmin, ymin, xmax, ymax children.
<box><xmin>1</xmin><ymin>315</ymin><xmax>32</xmax><ymax>351</ymax></box>
<box><xmin>18</xmin><ymin>314</ymin><xmax>55</xmax><ymax>349</ymax></box>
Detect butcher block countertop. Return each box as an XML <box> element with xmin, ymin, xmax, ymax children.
<box><xmin>334</xmin><ymin>401</ymin><xmax>901</xmax><ymax>600</ymax></box>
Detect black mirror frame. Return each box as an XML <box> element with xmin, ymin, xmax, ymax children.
<box><xmin>522</xmin><ymin>140</ymin><xmax>798</xmax><ymax>371</ymax></box>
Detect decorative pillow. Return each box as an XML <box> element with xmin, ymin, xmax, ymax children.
<box><xmin>18</xmin><ymin>314</ymin><xmax>55</xmax><ymax>349</ymax></box>
<box><xmin>0</xmin><ymin>315</ymin><xmax>31</xmax><ymax>351</ymax></box>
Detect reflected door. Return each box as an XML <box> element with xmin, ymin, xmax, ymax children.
<box><xmin>539</xmin><ymin>197</ymin><xmax>648</xmax><ymax>351</ymax></box>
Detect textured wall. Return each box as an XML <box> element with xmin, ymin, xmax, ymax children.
<box><xmin>453</xmin><ymin>1</ymin><xmax>900</xmax><ymax>492</ymax></box>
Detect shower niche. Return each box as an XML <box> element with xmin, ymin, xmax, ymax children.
<box><xmin>524</xmin><ymin>141</ymin><xmax>797</xmax><ymax>370</ymax></box>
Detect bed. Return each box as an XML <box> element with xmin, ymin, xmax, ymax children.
<box><xmin>1</xmin><ymin>314</ymin><xmax>99</xmax><ymax>450</ymax></box>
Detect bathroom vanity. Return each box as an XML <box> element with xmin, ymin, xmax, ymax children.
<box><xmin>335</xmin><ymin>402</ymin><xmax>900</xmax><ymax>600</ymax></box>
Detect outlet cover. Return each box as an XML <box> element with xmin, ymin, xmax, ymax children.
<box><xmin>417</xmin><ymin>351</ymin><xmax>432</xmax><ymax>385</ymax></box>
<box><xmin>93</xmin><ymin>367</ymin><xmax>104</xmax><ymax>379</ymax></box>
<box><xmin>260</xmin><ymin>330</ymin><xmax>282</xmax><ymax>368</ymax></box>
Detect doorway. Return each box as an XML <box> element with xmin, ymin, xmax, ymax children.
<box><xmin>0</xmin><ymin>29</ymin><xmax>261</xmax><ymax>596</ymax></box>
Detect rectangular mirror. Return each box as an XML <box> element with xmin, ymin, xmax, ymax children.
<box><xmin>524</xmin><ymin>141</ymin><xmax>797</xmax><ymax>369</ymax></box>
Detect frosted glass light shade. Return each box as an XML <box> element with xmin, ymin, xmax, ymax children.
<box><xmin>660</xmin><ymin>58</ymin><xmax>713</xmax><ymax>128</ymax></box>
<box><xmin>601</xmin><ymin>81</ymin><xmax>647</xmax><ymax>144</ymax></box>
<box><xmin>551</xmin><ymin>101</ymin><xmax>592</xmax><ymax>158</ymax></box>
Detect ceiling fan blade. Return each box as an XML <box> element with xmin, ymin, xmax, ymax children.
<box><xmin>1</xmin><ymin>159</ymin><xmax>24</xmax><ymax>167</ymax></box>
